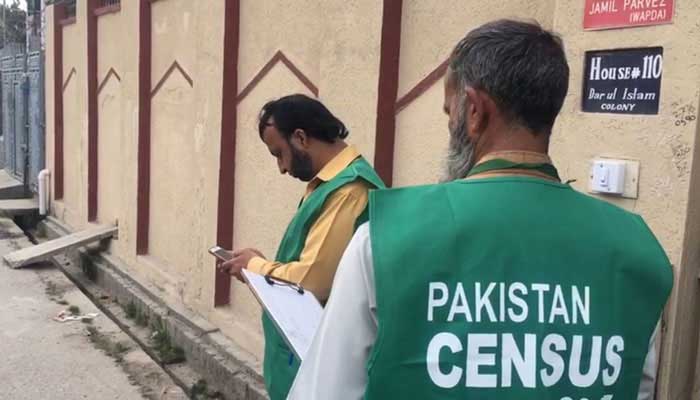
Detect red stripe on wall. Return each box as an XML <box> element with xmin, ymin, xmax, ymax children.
<box><xmin>236</xmin><ymin>50</ymin><xmax>318</xmax><ymax>103</ymax></box>
<box><xmin>59</xmin><ymin>17</ymin><xmax>76</xmax><ymax>26</ymax></box>
<box><xmin>94</xmin><ymin>3</ymin><xmax>120</xmax><ymax>16</ymax></box>
<box><xmin>97</xmin><ymin>68</ymin><xmax>121</xmax><ymax>95</ymax></box>
<box><xmin>53</xmin><ymin>4</ymin><xmax>65</xmax><ymax>199</ymax></box>
<box><xmin>395</xmin><ymin>58</ymin><xmax>449</xmax><ymax>114</ymax></box>
<box><xmin>62</xmin><ymin>67</ymin><xmax>76</xmax><ymax>92</ymax></box>
<box><xmin>214</xmin><ymin>0</ymin><xmax>241</xmax><ymax>307</ymax></box>
<box><xmin>136</xmin><ymin>0</ymin><xmax>152</xmax><ymax>254</ymax></box>
<box><xmin>150</xmin><ymin>60</ymin><xmax>193</xmax><ymax>97</ymax></box>
<box><xmin>374</xmin><ymin>0</ymin><xmax>403</xmax><ymax>187</ymax></box>
<box><xmin>87</xmin><ymin>0</ymin><xmax>99</xmax><ymax>222</ymax></box>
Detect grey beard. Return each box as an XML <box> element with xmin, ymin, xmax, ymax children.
<box><xmin>441</xmin><ymin>114</ymin><xmax>476</xmax><ymax>182</ymax></box>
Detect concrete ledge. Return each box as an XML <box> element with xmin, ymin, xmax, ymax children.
<box><xmin>39</xmin><ymin>218</ymin><xmax>221</xmax><ymax>335</ymax></box>
<box><xmin>37</xmin><ymin>217</ymin><xmax>268</xmax><ymax>400</ymax></box>
<box><xmin>4</xmin><ymin>223</ymin><xmax>115</xmax><ymax>268</ymax></box>
<box><xmin>0</xmin><ymin>198</ymin><xmax>39</xmax><ymax>217</ymax></box>
<box><xmin>0</xmin><ymin>170</ymin><xmax>27</xmax><ymax>199</ymax></box>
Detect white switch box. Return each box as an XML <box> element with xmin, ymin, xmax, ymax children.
<box><xmin>588</xmin><ymin>158</ymin><xmax>639</xmax><ymax>198</ymax></box>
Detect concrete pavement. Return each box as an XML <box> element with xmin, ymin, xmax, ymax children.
<box><xmin>0</xmin><ymin>217</ymin><xmax>186</xmax><ymax>400</ymax></box>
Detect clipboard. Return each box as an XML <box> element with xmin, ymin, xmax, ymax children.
<box><xmin>241</xmin><ymin>269</ymin><xmax>322</xmax><ymax>361</ymax></box>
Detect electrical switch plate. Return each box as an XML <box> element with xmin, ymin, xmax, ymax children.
<box><xmin>588</xmin><ymin>158</ymin><xmax>639</xmax><ymax>199</ymax></box>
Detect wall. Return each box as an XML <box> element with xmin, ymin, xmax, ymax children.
<box><xmin>207</xmin><ymin>0</ymin><xmax>386</xmax><ymax>356</ymax></box>
<box><xmin>56</xmin><ymin>8</ymin><xmax>87</xmax><ymax>229</ymax></box>
<box><xmin>393</xmin><ymin>0</ymin><xmax>556</xmax><ymax>186</ymax></box>
<box><xmin>95</xmin><ymin>1</ymin><xmax>138</xmax><ymax>262</ymax></box>
<box><xmin>145</xmin><ymin>0</ymin><xmax>223</xmax><ymax>311</ymax></box>
<box><xmin>45</xmin><ymin>1</ymin><xmax>700</xmax><ymax>395</ymax></box>
<box><xmin>552</xmin><ymin>2</ymin><xmax>700</xmax><ymax>399</ymax></box>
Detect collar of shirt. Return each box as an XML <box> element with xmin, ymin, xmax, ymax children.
<box><xmin>305</xmin><ymin>145</ymin><xmax>361</xmax><ymax>197</ymax></box>
<box><xmin>468</xmin><ymin>150</ymin><xmax>556</xmax><ymax>181</ymax></box>
<box><xmin>476</xmin><ymin>150</ymin><xmax>552</xmax><ymax>165</ymax></box>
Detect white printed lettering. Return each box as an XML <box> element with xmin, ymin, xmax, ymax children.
<box><xmin>569</xmin><ymin>335</ymin><xmax>603</xmax><ymax>388</ymax></box>
<box><xmin>427</xmin><ymin>333</ymin><xmax>463</xmax><ymax>388</ymax></box>
<box><xmin>466</xmin><ymin>334</ymin><xmax>498</xmax><ymax>388</ymax></box>
<box><xmin>475</xmin><ymin>283</ymin><xmax>497</xmax><ymax>323</ymax></box>
<box><xmin>540</xmin><ymin>334</ymin><xmax>566</xmax><ymax>387</ymax></box>
<box><xmin>428</xmin><ymin>282</ymin><xmax>448</xmax><ymax>322</ymax></box>
<box><xmin>549</xmin><ymin>285</ymin><xmax>570</xmax><ymax>324</ymax></box>
<box><xmin>447</xmin><ymin>283</ymin><xmax>473</xmax><ymax>322</ymax></box>
<box><xmin>531</xmin><ymin>284</ymin><xmax>550</xmax><ymax>323</ymax></box>
<box><xmin>508</xmin><ymin>282</ymin><xmax>528</xmax><ymax>323</ymax></box>
<box><xmin>572</xmin><ymin>286</ymin><xmax>590</xmax><ymax>325</ymax></box>
<box><xmin>590</xmin><ymin>57</ymin><xmax>602</xmax><ymax>80</ymax></box>
<box><xmin>603</xmin><ymin>336</ymin><xmax>625</xmax><ymax>386</ymax></box>
<box><xmin>501</xmin><ymin>333</ymin><xmax>537</xmax><ymax>388</ymax></box>
<box><xmin>499</xmin><ymin>282</ymin><xmax>506</xmax><ymax>322</ymax></box>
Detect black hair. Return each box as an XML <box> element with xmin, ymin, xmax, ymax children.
<box><xmin>258</xmin><ymin>94</ymin><xmax>349</xmax><ymax>143</ymax></box>
<box><xmin>450</xmin><ymin>19</ymin><xmax>570</xmax><ymax>135</ymax></box>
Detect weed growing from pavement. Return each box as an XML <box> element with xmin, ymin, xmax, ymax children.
<box><xmin>150</xmin><ymin>317</ymin><xmax>185</xmax><ymax>364</ymax></box>
<box><xmin>135</xmin><ymin>308</ymin><xmax>149</xmax><ymax>327</ymax></box>
<box><xmin>191</xmin><ymin>379</ymin><xmax>223</xmax><ymax>399</ymax></box>
<box><xmin>122</xmin><ymin>301</ymin><xmax>150</xmax><ymax>327</ymax></box>
<box><xmin>191</xmin><ymin>380</ymin><xmax>208</xmax><ymax>398</ymax></box>
<box><xmin>45</xmin><ymin>281</ymin><xmax>60</xmax><ymax>297</ymax></box>
<box><xmin>86</xmin><ymin>326</ymin><xmax>130</xmax><ymax>363</ymax></box>
<box><xmin>68</xmin><ymin>305</ymin><xmax>81</xmax><ymax>315</ymax></box>
<box><xmin>81</xmin><ymin>256</ymin><xmax>98</xmax><ymax>281</ymax></box>
<box><xmin>114</xmin><ymin>342</ymin><xmax>129</xmax><ymax>355</ymax></box>
<box><xmin>124</xmin><ymin>301</ymin><xmax>137</xmax><ymax>319</ymax></box>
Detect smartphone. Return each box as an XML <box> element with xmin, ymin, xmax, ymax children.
<box><xmin>209</xmin><ymin>246</ymin><xmax>233</xmax><ymax>262</ymax></box>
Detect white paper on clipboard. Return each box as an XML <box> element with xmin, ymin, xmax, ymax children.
<box><xmin>242</xmin><ymin>269</ymin><xmax>322</xmax><ymax>361</ymax></box>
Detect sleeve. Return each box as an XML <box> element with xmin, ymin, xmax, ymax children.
<box><xmin>637</xmin><ymin>321</ymin><xmax>661</xmax><ymax>400</ymax></box>
<box><xmin>287</xmin><ymin>223</ymin><xmax>378</xmax><ymax>400</ymax></box>
<box><xmin>247</xmin><ymin>183</ymin><xmax>368</xmax><ymax>301</ymax></box>
<box><xmin>247</xmin><ymin>256</ymin><xmax>281</xmax><ymax>275</ymax></box>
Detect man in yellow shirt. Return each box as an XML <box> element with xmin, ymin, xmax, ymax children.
<box><xmin>219</xmin><ymin>94</ymin><xmax>384</xmax><ymax>400</ymax></box>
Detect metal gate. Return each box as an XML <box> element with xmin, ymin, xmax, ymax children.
<box><xmin>1</xmin><ymin>50</ymin><xmax>45</xmax><ymax>193</ymax></box>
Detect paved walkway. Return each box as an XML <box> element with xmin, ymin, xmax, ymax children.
<box><xmin>0</xmin><ymin>217</ymin><xmax>184</xmax><ymax>400</ymax></box>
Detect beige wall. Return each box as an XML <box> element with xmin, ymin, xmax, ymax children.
<box><xmin>96</xmin><ymin>5</ymin><xmax>139</xmax><ymax>264</ymax></box>
<box><xmin>144</xmin><ymin>0</ymin><xmax>224</xmax><ymax>311</ymax></box>
<box><xmin>148</xmin><ymin>0</ymin><xmax>200</xmax><ymax>297</ymax></box>
<box><xmin>51</xmin><ymin>0</ymin><xmax>224</xmax><ymax>340</ymax></box>
<box><xmin>317</xmin><ymin>0</ymin><xmax>383</xmax><ymax>162</ymax></box>
<box><xmin>552</xmin><ymin>2</ymin><xmax>700</xmax><ymax>399</ymax></box>
<box><xmin>45</xmin><ymin>1</ymin><xmax>700</xmax><ymax>394</ymax></box>
<box><xmin>393</xmin><ymin>0</ymin><xmax>555</xmax><ymax>186</ymax></box>
<box><xmin>56</xmin><ymin>5</ymin><xmax>88</xmax><ymax>230</ymax></box>
<box><xmin>96</xmin><ymin>12</ymin><xmax>122</xmax><ymax>226</ymax></box>
<box><xmin>224</xmin><ymin>66</ymin><xmax>312</xmax><ymax>354</ymax></box>
<box><xmin>209</xmin><ymin>0</ymin><xmax>387</xmax><ymax>355</ymax></box>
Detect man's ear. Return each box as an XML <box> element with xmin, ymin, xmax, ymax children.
<box><xmin>465</xmin><ymin>86</ymin><xmax>489</xmax><ymax>135</ymax></box>
<box><xmin>291</xmin><ymin>129</ymin><xmax>310</xmax><ymax>149</ymax></box>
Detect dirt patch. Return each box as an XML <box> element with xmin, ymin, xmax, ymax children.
<box><xmin>41</xmin><ymin>277</ymin><xmax>74</xmax><ymax>303</ymax></box>
<box><xmin>85</xmin><ymin>325</ymin><xmax>187</xmax><ymax>400</ymax></box>
<box><xmin>0</xmin><ymin>230</ymin><xmax>28</xmax><ymax>240</ymax></box>
<box><xmin>86</xmin><ymin>326</ymin><xmax>130</xmax><ymax>362</ymax></box>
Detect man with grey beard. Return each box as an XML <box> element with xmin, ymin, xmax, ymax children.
<box><xmin>287</xmin><ymin>19</ymin><xmax>671</xmax><ymax>400</ymax></box>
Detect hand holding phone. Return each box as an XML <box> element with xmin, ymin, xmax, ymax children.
<box><xmin>209</xmin><ymin>246</ymin><xmax>233</xmax><ymax>262</ymax></box>
<box><xmin>210</xmin><ymin>246</ymin><xmax>262</xmax><ymax>283</ymax></box>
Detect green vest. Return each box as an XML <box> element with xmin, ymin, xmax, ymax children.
<box><xmin>366</xmin><ymin>176</ymin><xmax>672</xmax><ymax>399</ymax></box>
<box><xmin>262</xmin><ymin>156</ymin><xmax>384</xmax><ymax>400</ymax></box>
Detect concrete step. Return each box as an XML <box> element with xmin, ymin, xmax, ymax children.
<box><xmin>3</xmin><ymin>224</ymin><xmax>118</xmax><ymax>269</ymax></box>
<box><xmin>0</xmin><ymin>198</ymin><xmax>39</xmax><ymax>215</ymax></box>
<box><xmin>0</xmin><ymin>170</ymin><xmax>26</xmax><ymax>199</ymax></box>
